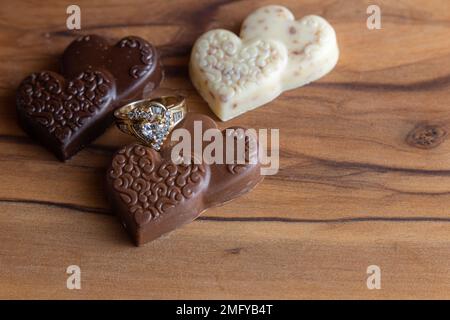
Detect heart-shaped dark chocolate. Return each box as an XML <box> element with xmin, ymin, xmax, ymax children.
<box><xmin>106</xmin><ymin>113</ymin><xmax>263</xmax><ymax>245</ymax></box>
<box><xmin>16</xmin><ymin>35</ymin><xmax>162</xmax><ymax>160</ymax></box>
<box><xmin>62</xmin><ymin>35</ymin><xmax>163</xmax><ymax>103</ymax></box>
<box><xmin>17</xmin><ymin>71</ymin><xmax>116</xmax><ymax>160</ymax></box>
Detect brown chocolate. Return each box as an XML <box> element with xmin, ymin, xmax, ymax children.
<box><xmin>16</xmin><ymin>35</ymin><xmax>162</xmax><ymax>160</ymax></box>
<box><xmin>17</xmin><ymin>71</ymin><xmax>116</xmax><ymax>160</ymax></box>
<box><xmin>62</xmin><ymin>35</ymin><xmax>163</xmax><ymax>104</ymax></box>
<box><xmin>106</xmin><ymin>113</ymin><xmax>264</xmax><ymax>246</ymax></box>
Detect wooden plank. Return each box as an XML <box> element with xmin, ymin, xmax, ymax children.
<box><xmin>0</xmin><ymin>203</ymin><xmax>449</xmax><ymax>299</ymax></box>
<box><xmin>0</xmin><ymin>0</ymin><xmax>449</xmax><ymax>298</ymax></box>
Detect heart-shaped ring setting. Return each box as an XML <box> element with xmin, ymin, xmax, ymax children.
<box><xmin>114</xmin><ymin>95</ymin><xmax>187</xmax><ymax>150</ymax></box>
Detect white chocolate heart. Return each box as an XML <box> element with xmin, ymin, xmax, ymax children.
<box><xmin>241</xmin><ymin>5</ymin><xmax>339</xmax><ymax>91</ymax></box>
<box><xmin>190</xmin><ymin>29</ymin><xmax>288</xmax><ymax>121</ymax></box>
<box><xmin>189</xmin><ymin>6</ymin><xmax>339</xmax><ymax>121</ymax></box>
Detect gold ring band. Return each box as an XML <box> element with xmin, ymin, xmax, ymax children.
<box><xmin>114</xmin><ymin>95</ymin><xmax>187</xmax><ymax>150</ymax></box>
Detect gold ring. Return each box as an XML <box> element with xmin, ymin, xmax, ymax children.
<box><xmin>114</xmin><ymin>95</ymin><xmax>187</xmax><ymax>150</ymax></box>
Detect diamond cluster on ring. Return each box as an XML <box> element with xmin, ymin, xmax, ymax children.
<box><xmin>129</xmin><ymin>104</ymin><xmax>172</xmax><ymax>150</ymax></box>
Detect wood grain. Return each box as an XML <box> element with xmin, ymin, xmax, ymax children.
<box><xmin>0</xmin><ymin>0</ymin><xmax>450</xmax><ymax>299</ymax></box>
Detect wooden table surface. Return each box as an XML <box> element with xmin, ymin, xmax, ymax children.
<box><xmin>1</xmin><ymin>0</ymin><xmax>450</xmax><ymax>299</ymax></box>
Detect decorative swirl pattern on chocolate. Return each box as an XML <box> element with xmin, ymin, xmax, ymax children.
<box><xmin>226</xmin><ymin>132</ymin><xmax>256</xmax><ymax>174</ymax></box>
<box><xmin>118</xmin><ymin>37</ymin><xmax>155</xmax><ymax>79</ymax></box>
<box><xmin>192</xmin><ymin>29</ymin><xmax>286</xmax><ymax>102</ymax></box>
<box><xmin>227</xmin><ymin>162</ymin><xmax>247</xmax><ymax>174</ymax></box>
<box><xmin>17</xmin><ymin>71</ymin><xmax>112</xmax><ymax>143</ymax></box>
<box><xmin>109</xmin><ymin>144</ymin><xmax>207</xmax><ymax>226</ymax></box>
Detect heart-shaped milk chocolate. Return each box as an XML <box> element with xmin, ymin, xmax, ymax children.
<box><xmin>17</xmin><ymin>71</ymin><xmax>115</xmax><ymax>160</ymax></box>
<box><xmin>17</xmin><ymin>35</ymin><xmax>162</xmax><ymax>160</ymax></box>
<box><xmin>106</xmin><ymin>113</ymin><xmax>263</xmax><ymax>245</ymax></box>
